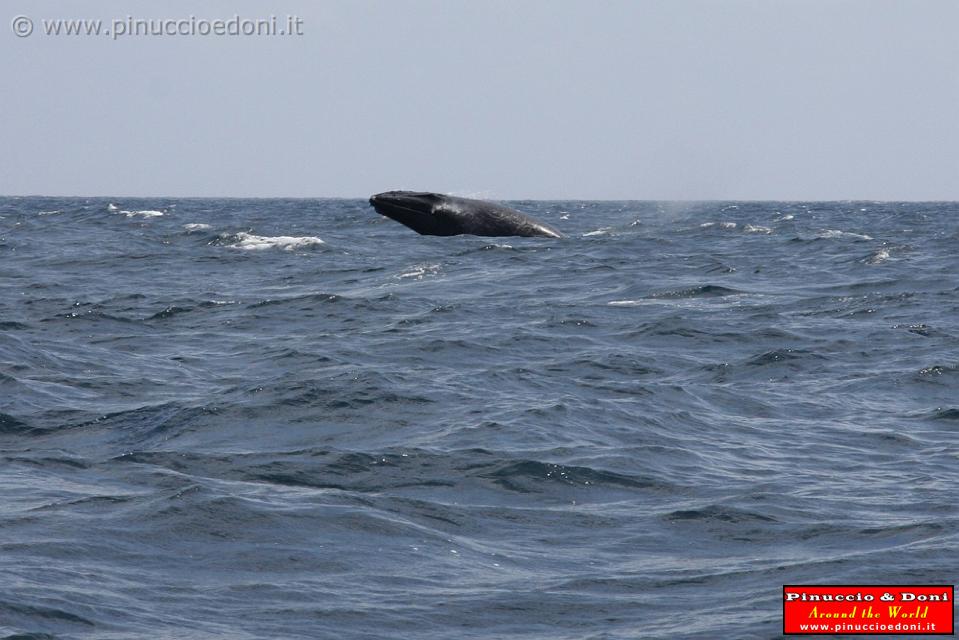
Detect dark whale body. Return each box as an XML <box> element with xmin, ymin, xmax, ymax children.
<box><xmin>369</xmin><ymin>191</ymin><xmax>562</xmax><ymax>238</ymax></box>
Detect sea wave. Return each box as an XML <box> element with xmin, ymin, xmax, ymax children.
<box><xmin>1</xmin><ymin>197</ymin><xmax>956</xmax><ymax>640</ymax></box>
<box><xmin>221</xmin><ymin>231</ymin><xmax>325</xmax><ymax>250</ymax></box>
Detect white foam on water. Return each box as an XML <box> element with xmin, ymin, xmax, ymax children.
<box><xmin>226</xmin><ymin>232</ymin><xmax>325</xmax><ymax>251</ymax></box>
<box><xmin>448</xmin><ymin>190</ymin><xmax>495</xmax><ymax>200</ymax></box>
<box><xmin>866</xmin><ymin>248</ymin><xmax>891</xmax><ymax>264</ymax></box>
<box><xmin>584</xmin><ymin>227</ymin><xmax>613</xmax><ymax>236</ymax></box>
<box><xmin>744</xmin><ymin>224</ymin><xmax>772</xmax><ymax>234</ymax></box>
<box><xmin>700</xmin><ymin>222</ymin><xmax>737</xmax><ymax>230</ymax></box>
<box><xmin>123</xmin><ymin>210</ymin><xmax>164</xmax><ymax>218</ymax></box>
<box><xmin>183</xmin><ymin>223</ymin><xmax>212</xmax><ymax>231</ymax></box>
<box><xmin>818</xmin><ymin>229</ymin><xmax>873</xmax><ymax>240</ymax></box>
<box><xmin>107</xmin><ymin>203</ymin><xmax>119</xmax><ymax>211</ymax></box>
<box><xmin>397</xmin><ymin>263</ymin><xmax>441</xmax><ymax>279</ymax></box>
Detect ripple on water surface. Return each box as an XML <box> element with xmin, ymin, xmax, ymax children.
<box><xmin>0</xmin><ymin>198</ymin><xmax>957</xmax><ymax>639</ymax></box>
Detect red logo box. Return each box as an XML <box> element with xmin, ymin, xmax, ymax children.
<box><xmin>783</xmin><ymin>585</ymin><xmax>954</xmax><ymax>635</ymax></box>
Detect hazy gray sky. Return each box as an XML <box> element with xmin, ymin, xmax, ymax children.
<box><xmin>3</xmin><ymin>0</ymin><xmax>957</xmax><ymax>200</ymax></box>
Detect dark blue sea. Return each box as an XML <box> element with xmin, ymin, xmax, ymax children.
<box><xmin>1</xmin><ymin>197</ymin><xmax>956</xmax><ymax>639</ymax></box>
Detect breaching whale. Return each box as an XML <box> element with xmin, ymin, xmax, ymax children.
<box><xmin>369</xmin><ymin>191</ymin><xmax>562</xmax><ymax>238</ymax></box>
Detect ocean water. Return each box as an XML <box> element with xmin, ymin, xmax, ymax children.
<box><xmin>1</xmin><ymin>197</ymin><xmax>956</xmax><ymax>639</ymax></box>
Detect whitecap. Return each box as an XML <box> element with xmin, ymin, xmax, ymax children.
<box><xmin>700</xmin><ymin>222</ymin><xmax>737</xmax><ymax>230</ymax></box>
<box><xmin>397</xmin><ymin>263</ymin><xmax>440</xmax><ymax>279</ymax></box>
<box><xmin>107</xmin><ymin>203</ymin><xmax>119</xmax><ymax>212</ymax></box>
<box><xmin>183</xmin><ymin>223</ymin><xmax>212</xmax><ymax>231</ymax></box>
<box><xmin>818</xmin><ymin>229</ymin><xmax>873</xmax><ymax>240</ymax></box>
<box><xmin>226</xmin><ymin>232</ymin><xmax>324</xmax><ymax>251</ymax></box>
<box><xmin>123</xmin><ymin>210</ymin><xmax>164</xmax><ymax>218</ymax></box>
<box><xmin>583</xmin><ymin>227</ymin><xmax>612</xmax><ymax>237</ymax></box>
<box><xmin>448</xmin><ymin>190</ymin><xmax>495</xmax><ymax>199</ymax></box>
<box><xmin>744</xmin><ymin>224</ymin><xmax>772</xmax><ymax>234</ymax></box>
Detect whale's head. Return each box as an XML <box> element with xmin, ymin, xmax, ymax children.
<box><xmin>369</xmin><ymin>190</ymin><xmax>563</xmax><ymax>238</ymax></box>
<box><xmin>369</xmin><ymin>191</ymin><xmax>462</xmax><ymax>235</ymax></box>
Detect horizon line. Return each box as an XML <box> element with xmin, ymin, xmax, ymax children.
<box><xmin>2</xmin><ymin>193</ymin><xmax>958</xmax><ymax>203</ymax></box>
